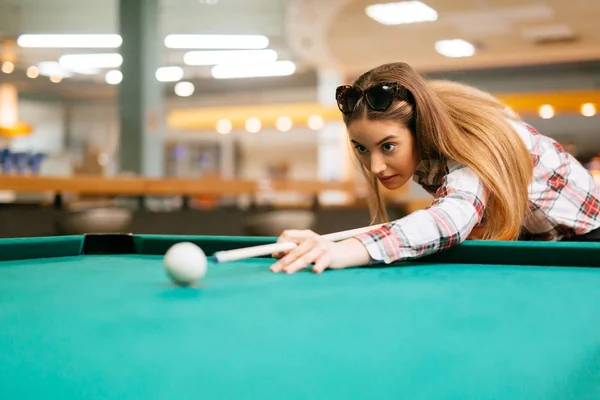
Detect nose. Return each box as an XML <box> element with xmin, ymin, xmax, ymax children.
<box><xmin>370</xmin><ymin>154</ymin><xmax>387</xmax><ymax>175</ymax></box>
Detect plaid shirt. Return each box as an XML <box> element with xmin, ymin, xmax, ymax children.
<box><xmin>355</xmin><ymin>120</ymin><xmax>600</xmax><ymax>264</ymax></box>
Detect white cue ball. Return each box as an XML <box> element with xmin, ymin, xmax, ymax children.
<box><xmin>163</xmin><ymin>242</ymin><xmax>207</xmax><ymax>285</ymax></box>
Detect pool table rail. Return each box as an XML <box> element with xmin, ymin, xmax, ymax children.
<box><xmin>0</xmin><ymin>234</ymin><xmax>598</xmax><ymax>269</ymax></box>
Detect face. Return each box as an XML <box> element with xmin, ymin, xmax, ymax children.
<box><xmin>348</xmin><ymin>119</ymin><xmax>420</xmax><ymax>190</ymax></box>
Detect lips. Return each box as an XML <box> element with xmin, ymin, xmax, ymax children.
<box><xmin>377</xmin><ymin>175</ymin><xmax>397</xmax><ymax>184</ymax></box>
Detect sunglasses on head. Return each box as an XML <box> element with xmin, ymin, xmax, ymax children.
<box><xmin>335</xmin><ymin>82</ymin><xmax>414</xmax><ymax>114</ymax></box>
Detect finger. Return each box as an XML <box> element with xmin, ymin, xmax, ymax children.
<box><xmin>272</xmin><ymin>249</ymin><xmax>296</xmax><ymax>259</ymax></box>
<box><xmin>312</xmin><ymin>254</ymin><xmax>331</xmax><ymax>274</ymax></box>
<box><xmin>272</xmin><ymin>232</ymin><xmax>296</xmax><ymax>258</ymax></box>
<box><xmin>271</xmin><ymin>245</ymin><xmax>305</xmax><ymax>272</ymax></box>
<box><xmin>270</xmin><ymin>259</ymin><xmax>284</xmax><ymax>272</ymax></box>
<box><xmin>271</xmin><ymin>251</ymin><xmax>295</xmax><ymax>272</ymax></box>
<box><xmin>271</xmin><ymin>229</ymin><xmax>315</xmax><ymax>259</ymax></box>
<box><xmin>271</xmin><ymin>237</ymin><xmax>321</xmax><ymax>273</ymax></box>
<box><xmin>270</xmin><ymin>230</ymin><xmax>319</xmax><ymax>271</ymax></box>
<box><xmin>283</xmin><ymin>247</ymin><xmax>325</xmax><ymax>274</ymax></box>
<box><xmin>272</xmin><ymin>249</ymin><xmax>292</xmax><ymax>259</ymax></box>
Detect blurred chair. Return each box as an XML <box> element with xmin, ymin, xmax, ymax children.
<box><xmin>55</xmin><ymin>207</ymin><xmax>133</xmax><ymax>235</ymax></box>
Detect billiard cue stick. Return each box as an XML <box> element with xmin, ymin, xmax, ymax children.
<box><xmin>213</xmin><ymin>223</ymin><xmax>387</xmax><ymax>263</ymax></box>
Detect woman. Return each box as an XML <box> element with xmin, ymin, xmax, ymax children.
<box><xmin>270</xmin><ymin>62</ymin><xmax>600</xmax><ymax>274</ymax></box>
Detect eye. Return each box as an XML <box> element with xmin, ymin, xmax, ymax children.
<box><xmin>354</xmin><ymin>144</ymin><xmax>368</xmax><ymax>154</ymax></box>
<box><xmin>381</xmin><ymin>143</ymin><xmax>396</xmax><ymax>153</ymax></box>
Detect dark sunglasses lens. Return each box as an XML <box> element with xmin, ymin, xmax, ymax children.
<box><xmin>366</xmin><ymin>85</ymin><xmax>394</xmax><ymax>111</ymax></box>
<box><xmin>337</xmin><ymin>87</ymin><xmax>361</xmax><ymax>113</ymax></box>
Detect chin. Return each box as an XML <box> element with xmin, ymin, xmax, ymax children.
<box><xmin>380</xmin><ymin>176</ymin><xmax>408</xmax><ymax>190</ymax></box>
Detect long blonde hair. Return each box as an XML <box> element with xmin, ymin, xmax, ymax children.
<box><xmin>343</xmin><ymin>62</ymin><xmax>533</xmax><ymax>241</ymax></box>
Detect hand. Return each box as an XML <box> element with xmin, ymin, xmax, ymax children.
<box><xmin>270</xmin><ymin>229</ymin><xmax>343</xmax><ymax>274</ymax></box>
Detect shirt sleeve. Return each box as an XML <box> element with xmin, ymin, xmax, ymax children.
<box><xmin>354</xmin><ymin>161</ymin><xmax>488</xmax><ymax>264</ymax></box>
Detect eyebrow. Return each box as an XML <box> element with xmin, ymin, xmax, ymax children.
<box><xmin>351</xmin><ymin>135</ymin><xmax>397</xmax><ymax>146</ymax></box>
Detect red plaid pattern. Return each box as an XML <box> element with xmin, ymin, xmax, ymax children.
<box><xmin>355</xmin><ymin>120</ymin><xmax>600</xmax><ymax>264</ymax></box>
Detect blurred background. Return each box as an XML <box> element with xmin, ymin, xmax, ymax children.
<box><xmin>0</xmin><ymin>0</ymin><xmax>598</xmax><ymax>238</ymax></box>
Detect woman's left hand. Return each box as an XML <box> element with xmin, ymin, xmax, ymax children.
<box><xmin>270</xmin><ymin>229</ymin><xmax>343</xmax><ymax>274</ymax></box>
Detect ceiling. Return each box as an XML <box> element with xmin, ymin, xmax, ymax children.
<box><xmin>290</xmin><ymin>0</ymin><xmax>600</xmax><ymax>75</ymax></box>
<box><xmin>0</xmin><ymin>0</ymin><xmax>598</xmax><ymax>100</ymax></box>
<box><xmin>0</xmin><ymin>0</ymin><xmax>299</xmax><ymax>99</ymax></box>
<box><xmin>0</xmin><ymin>0</ymin><xmax>291</xmax><ymax>70</ymax></box>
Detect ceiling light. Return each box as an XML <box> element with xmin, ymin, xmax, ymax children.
<box><xmin>156</xmin><ymin>66</ymin><xmax>184</xmax><ymax>82</ymax></box>
<box><xmin>26</xmin><ymin>66</ymin><xmax>39</xmax><ymax>79</ymax></box>
<box><xmin>105</xmin><ymin>70</ymin><xmax>123</xmax><ymax>85</ymax></box>
<box><xmin>17</xmin><ymin>34</ymin><xmax>122</xmax><ymax>48</ymax></box>
<box><xmin>59</xmin><ymin>53</ymin><xmax>123</xmax><ymax>69</ymax></box>
<box><xmin>37</xmin><ymin>61</ymin><xmax>73</xmax><ymax>78</ymax></box>
<box><xmin>245</xmin><ymin>118</ymin><xmax>261</xmax><ymax>133</ymax></box>
<box><xmin>217</xmin><ymin>119</ymin><xmax>232</xmax><ymax>134</ymax></box>
<box><xmin>276</xmin><ymin>116</ymin><xmax>293</xmax><ymax>132</ymax></box>
<box><xmin>581</xmin><ymin>103</ymin><xmax>596</xmax><ymax>117</ymax></box>
<box><xmin>211</xmin><ymin>61</ymin><xmax>295</xmax><ymax>79</ymax></box>
<box><xmin>174</xmin><ymin>81</ymin><xmax>195</xmax><ymax>97</ymax></box>
<box><xmin>1</xmin><ymin>62</ymin><xmax>14</xmax><ymax>74</ymax></box>
<box><xmin>68</xmin><ymin>67</ymin><xmax>101</xmax><ymax>75</ymax></box>
<box><xmin>435</xmin><ymin>39</ymin><xmax>475</xmax><ymax>58</ymax></box>
<box><xmin>539</xmin><ymin>105</ymin><xmax>554</xmax><ymax>119</ymax></box>
<box><xmin>365</xmin><ymin>1</ymin><xmax>438</xmax><ymax>25</ymax></box>
<box><xmin>164</xmin><ymin>34</ymin><xmax>269</xmax><ymax>49</ymax></box>
<box><xmin>521</xmin><ymin>24</ymin><xmax>575</xmax><ymax>43</ymax></box>
<box><xmin>308</xmin><ymin>115</ymin><xmax>324</xmax><ymax>130</ymax></box>
<box><xmin>184</xmin><ymin>49</ymin><xmax>278</xmax><ymax>66</ymax></box>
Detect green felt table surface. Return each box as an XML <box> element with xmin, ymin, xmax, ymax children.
<box><xmin>1</xmin><ymin>235</ymin><xmax>600</xmax><ymax>399</ymax></box>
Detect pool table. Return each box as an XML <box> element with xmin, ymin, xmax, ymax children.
<box><xmin>1</xmin><ymin>234</ymin><xmax>600</xmax><ymax>399</ymax></box>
